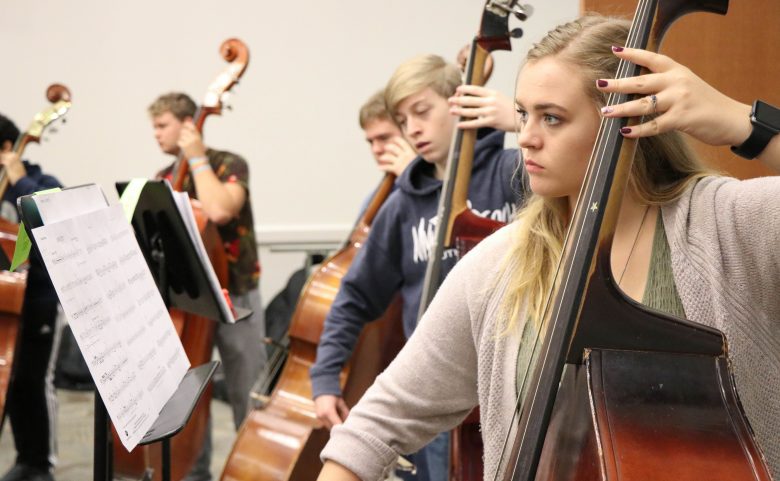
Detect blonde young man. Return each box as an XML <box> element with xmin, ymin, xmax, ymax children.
<box><xmin>310</xmin><ymin>55</ymin><xmax>524</xmax><ymax>481</ymax></box>
<box><xmin>148</xmin><ymin>93</ymin><xmax>265</xmax><ymax>481</ymax></box>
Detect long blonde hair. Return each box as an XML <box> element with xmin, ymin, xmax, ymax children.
<box><xmin>502</xmin><ymin>15</ymin><xmax>716</xmax><ymax>331</ymax></box>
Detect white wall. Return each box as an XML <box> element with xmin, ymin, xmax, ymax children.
<box><xmin>1</xmin><ymin>0</ymin><xmax>578</xmax><ymax>304</ymax></box>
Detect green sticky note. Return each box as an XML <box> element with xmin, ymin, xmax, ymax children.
<box><xmin>9</xmin><ymin>187</ymin><xmax>62</xmax><ymax>271</ymax></box>
<box><xmin>34</xmin><ymin>187</ymin><xmax>62</xmax><ymax>196</ymax></box>
<box><xmin>10</xmin><ymin>222</ymin><xmax>31</xmax><ymax>272</ymax></box>
<box><xmin>119</xmin><ymin>178</ymin><xmax>148</xmax><ymax>222</ymax></box>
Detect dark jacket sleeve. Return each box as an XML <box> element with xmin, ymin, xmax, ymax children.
<box><xmin>310</xmin><ymin>204</ymin><xmax>404</xmax><ymax>398</ymax></box>
<box><xmin>8</xmin><ymin>162</ymin><xmax>63</xmax><ymax>198</ymax></box>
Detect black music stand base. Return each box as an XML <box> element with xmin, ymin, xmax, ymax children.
<box><xmin>98</xmin><ymin>361</ymin><xmax>219</xmax><ymax>481</ymax></box>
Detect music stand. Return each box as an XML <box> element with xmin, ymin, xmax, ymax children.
<box><xmin>116</xmin><ymin>180</ymin><xmax>251</xmax><ymax>323</ymax></box>
<box><xmin>0</xmin><ymin>245</ymin><xmax>10</xmax><ymax>271</ymax></box>
<box><xmin>18</xmin><ymin>183</ymin><xmax>246</xmax><ymax>481</ymax></box>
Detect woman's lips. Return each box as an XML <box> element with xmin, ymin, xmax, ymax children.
<box><xmin>525</xmin><ymin>159</ymin><xmax>544</xmax><ymax>173</ymax></box>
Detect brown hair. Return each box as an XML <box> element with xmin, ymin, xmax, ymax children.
<box><xmin>359</xmin><ymin>90</ymin><xmax>392</xmax><ymax>129</ymax></box>
<box><xmin>148</xmin><ymin>92</ymin><xmax>197</xmax><ymax>120</ymax></box>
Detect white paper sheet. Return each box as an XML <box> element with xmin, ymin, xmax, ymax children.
<box><xmin>170</xmin><ymin>188</ymin><xmax>235</xmax><ymax>323</ymax></box>
<box><xmin>32</xmin><ymin>202</ymin><xmax>189</xmax><ymax>451</ymax></box>
<box><xmin>32</xmin><ymin>183</ymin><xmax>107</xmax><ymax>224</ymax></box>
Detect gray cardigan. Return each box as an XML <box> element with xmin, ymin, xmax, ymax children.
<box><xmin>321</xmin><ymin>176</ymin><xmax>780</xmax><ymax>480</ymax></box>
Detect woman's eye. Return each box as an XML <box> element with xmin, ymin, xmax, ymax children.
<box><xmin>516</xmin><ymin>110</ymin><xmax>528</xmax><ymax>123</ymax></box>
<box><xmin>543</xmin><ymin>114</ymin><xmax>561</xmax><ymax>126</ymax></box>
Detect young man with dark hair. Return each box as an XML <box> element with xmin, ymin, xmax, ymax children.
<box><xmin>0</xmin><ymin>113</ymin><xmax>62</xmax><ymax>481</ymax></box>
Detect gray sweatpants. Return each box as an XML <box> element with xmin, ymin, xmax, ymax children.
<box><xmin>184</xmin><ymin>287</ymin><xmax>267</xmax><ymax>481</ymax></box>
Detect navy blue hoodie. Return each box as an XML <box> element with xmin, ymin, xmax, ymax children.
<box><xmin>1</xmin><ymin>161</ymin><xmax>62</xmax><ymax>221</ymax></box>
<box><xmin>311</xmin><ymin>129</ymin><xmax>524</xmax><ymax>398</ymax></box>
<box><xmin>0</xmin><ymin>161</ymin><xmax>62</xmax><ymax>300</ymax></box>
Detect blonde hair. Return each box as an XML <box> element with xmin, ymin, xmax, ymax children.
<box><xmin>148</xmin><ymin>92</ymin><xmax>197</xmax><ymax>120</ymax></box>
<box><xmin>384</xmin><ymin>54</ymin><xmax>461</xmax><ymax>118</ymax></box>
<box><xmin>359</xmin><ymin>90</ymin><xmax>391</xmax><ymax>129</ymax></box>
<box><xmin>502</xmin><ymin>15</ymin><xmax>716</xmax><ymax>330</ymax></box>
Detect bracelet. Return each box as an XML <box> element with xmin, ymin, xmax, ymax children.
<box><xmin>187</xmin><ymin>156</ymin><xmax>210</xmax><ymax>174</ymax></box>
<box><xmin>189</xmin><ymin>160</ymin><xmax>208</xmax><ymax>171</ymax></box>
<box><xmin>187</xmin><ymin>156</ymin><xmax>208</xmax><ymax>168</ymax></box>
<box><xmin>191</xmin><ymin>163</ymin><xmax>213</xmax><ymax>175</ymax></box>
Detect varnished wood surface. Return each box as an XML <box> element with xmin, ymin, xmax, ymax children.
<box><xmin>583</xmin><ymin>0</ymin><xmax>780</xmax><ymax>179</ymax></box>
<box><xmin>0</xmin><ymin>223</ymin><xmax>25</xmax><ymax>428</ymax></box>
<box><xmin>219</xmin><ymin>176</ymin><xmax>404</xmax><ymax>481</ymax></box>
<box><xmin>0</xmin><ymin>272</ymin><xmax>25</xmax><ymax>420</ymax></box>
<box><xmin>502</xmin><ymin>3</ymin><xmax>776</xmax><ymax>480</ymax></box>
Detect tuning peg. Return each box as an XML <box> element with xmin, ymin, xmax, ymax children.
<box><xmin>513</xmin><ymin>4</ymin><xmax>533</xmax><ymax>21</ymax></box>
<box><xmin>61</xmin><ymin>118</ymin><xmax>67</xmax><ymax>124</ymax></box>
<box><xmin>225</xmin><ymin>104</ymin><xmax>233</xmax><ymax>112</ymax></box>
<box><xmin>510</xmin><ymin>28</ymin><xmax>524</xmax><ymax>38</ymax></box>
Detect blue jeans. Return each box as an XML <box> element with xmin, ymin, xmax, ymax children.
<box><xmin>397</xmin><ymin>431</ymin><xmax>450</xmax><ymax>481</ymax></box>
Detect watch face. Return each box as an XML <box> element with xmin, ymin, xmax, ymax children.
<box><xmin>754</xmin><ymin>100</ymin><xmax>780</xmax><ymax>133</ymax></box>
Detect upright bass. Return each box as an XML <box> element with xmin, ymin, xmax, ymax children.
<box><xmin>220</xmin><ymin>174</ymin><xmax>405</xmax><ymax>481</ymax></box>
<box><xmin>112</xmin><ymin>38</ymin><xmax>247</xmax><ymax>481</ymax></box>
<box><xmin>0</xmin><ymin>84</ymin><xmax>71</xmax><ymax>427</ymax></box>
<box><xmin>414</xmin><ymin>3</ymin><xmax>530</xmax><ymax>480</ymax></box>
<box><xmin>499</xmin><ymin>1</ymin><xmax>773</xmax><ymax>480</ymax></box>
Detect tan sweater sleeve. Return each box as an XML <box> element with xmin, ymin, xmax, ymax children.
<box><xmin>320</xmin><ymin>226</ymin><xmax>514</xmax><ymax>481</ymax></box>
<box><xmin>665</xmin><ymin>175</ymin><xmax>780</xmax><ymax>477</ymax></box>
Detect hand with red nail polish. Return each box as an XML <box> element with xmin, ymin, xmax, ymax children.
<box><xmin>595</xmin><ymin>47</ymin><xmax>751</xmax><ymax>148</ymax></box>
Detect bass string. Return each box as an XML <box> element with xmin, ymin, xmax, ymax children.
<box><xmin>495</xmin><ymin>1</ymin><xmax>656</xmax><ymax>479</ymax></box>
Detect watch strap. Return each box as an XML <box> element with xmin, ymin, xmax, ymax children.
<box><xmin>731</xmin><ymin>100</ymin><xmax>780</xmax><ymax>160</ymax></box>
<box><xmin>731</xmin><ymin>122</ymin><xmax>776</xmax><ymax>159</ymax></box>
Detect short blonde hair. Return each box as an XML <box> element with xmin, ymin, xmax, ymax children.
<box><xmin>148</xmin><ymin>92</ymin><xmax>196</xmax><ymax>120</ymax></box>
<box><xmin>384</xmin><ymin>54</ymin><xmax>461</xmax><ymax>117</ymax></box>
<box><xmin>359</xmin><ymin>90</ymin><xmax>391</xmax><ymax>129</ymax></box>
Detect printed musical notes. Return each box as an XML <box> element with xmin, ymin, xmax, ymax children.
<box><xmin>32</xmin><ymin>200</ymin><xmax>189</xmax><ymax>451</ymax></box>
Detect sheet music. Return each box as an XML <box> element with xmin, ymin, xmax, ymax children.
<box><xmin>169</xmin><ymin>187</ymin><xmax>235</xmax><ymax>323</ymax></box>
<box><xmin>32</xmin><ymin>202</ymin><xmax>189</xmax><ymax>451</ymax></box>
<box><xmin>32</xmin><ymin>183</ymin><xmax>107</xmax><ymax>224</ymax></box>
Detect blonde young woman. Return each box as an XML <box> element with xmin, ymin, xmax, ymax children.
<box><xmin>317</xmin><ymin>15</ymin><xmax>780</xmax><ymax>481</ymax></box>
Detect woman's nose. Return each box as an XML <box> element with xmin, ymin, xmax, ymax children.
<box><xmin>517</xmin><ymin>120</ymin><xmax>541</xmax><ymax>150</ymax></box>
